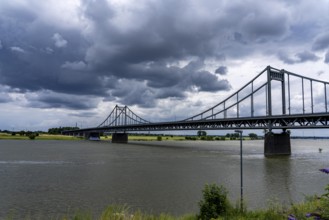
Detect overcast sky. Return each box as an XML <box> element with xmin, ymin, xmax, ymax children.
<box><xmin>0</xmin><ymin>0</ymin><xmax>329</xmax><ymax>135</ymax></box>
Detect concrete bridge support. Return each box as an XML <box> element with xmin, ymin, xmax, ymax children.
<box><xmin>84</xmin><ymin>132</ymin><xmax>101</xmax><ymax>141</ymax></box>
<box><xmin>112</xmin><ymin>133</ymin><xmax>128</xmax><ymax>143</ymax></box>
<box><xmin>264</xmin><ymin>131</ymin><xmax>291</xmax><ymax>156</ymax></box>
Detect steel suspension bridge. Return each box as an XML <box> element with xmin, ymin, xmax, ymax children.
<box><xmin>66</xmin><ymin>66</ymin><xmax>329</xmax><ymax>132</ymax></box>
<box><xmin>64</xmin><ymin>66</ymin><xmax>329</xmax><ymax>155</ymax></box>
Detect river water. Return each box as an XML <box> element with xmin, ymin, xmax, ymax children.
<box><xmin>0</xmin><ymin>139</ymin><xmax>328</xmax><ymax>218</ymax></box>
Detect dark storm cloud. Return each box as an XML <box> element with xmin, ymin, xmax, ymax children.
<box><xmin>25</xmin><ymin>91</ymin><xmax>100</xmax><ymax>110</ymax></box>
<box><xmin>215</xmin><ymin>66</ymin><xmax>228</xmax><ymax>75</ymax></box>
<box><xmin>312</xmin><ymin>32</ymin><xmax>329</xmax><ymax>51</ymax></box>
<box><xmin>278</xmin><ymin>51</ymin><xmax>320</xmax><ymax>64</ymax></box>
<box><xmin>0</xmin><ymin>0</ymin><xmax>325</xmax><ymax>111</ymax></box>
<box><xmin>325</xmin><ymin>51</ymin><xmax>329</xmax><ymax>64</ymax></box>
<box><xmin>296</xmin><ymin>51</ymin><xmax>320</xmax><ymax>62</ymax></box>
<box><xmin>68</xmin><ymin>112</ymin><xmax>98</xmax><ymax>118</ymax></box>
<box><xmin>83</xmin><ymin>0</ymin><xmax>291</xmax><ymax>69</ymax></box>
<box><xmin>0</xmin><ymin>93</ymin><xmax>12</xmax><ymax>103</ymax></box>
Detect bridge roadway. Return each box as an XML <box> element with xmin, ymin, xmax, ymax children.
<box><xmin>65</xmin><ymin>112</ymin><xmax>329</xmax><ymax>133</ymax></box>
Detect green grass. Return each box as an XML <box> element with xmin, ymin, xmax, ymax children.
<box><xmin>1</xmin><ymin>133</ymin><xmax>252</xmax><ymax>142</ymax></box>
<box><xmin>5</xmin><ymin>197</ymin><xmax>326</xmax><ymax>220</ymax></box>
<box><xmin>0</xmin><ymin>133</ymin><xmax>81</xmax><ymax>140</ymax></box>
<box><xmin>126</xmin><ymin>135</ymin><xmax>186</xmax><ymax>141</ymax></box>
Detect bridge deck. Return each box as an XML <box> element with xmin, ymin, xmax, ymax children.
<box><xmin>64</xmin><ymin>112</ymin><xmax>329</xmax><ymax>134</ymax></box>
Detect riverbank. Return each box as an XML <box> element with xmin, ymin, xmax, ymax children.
<box><xmin>0</xmin><ymin>133</ymin><xmax>187</xmax><ymax>141</ymax></box>
<box><xmin>0</xmin><ymin>132</ymin><xmax>80</xmax><ymax>140</ymax></box>
<box><xmin>7</xmin><ymin>195</ymin><xmax>327</xmax><ymax>220</ymax></box>
<box><xmin>0</xmin><ymin>133</ymin><xmax>242</xmax><ymax>141</ymax></box>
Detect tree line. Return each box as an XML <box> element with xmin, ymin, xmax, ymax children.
<box><xmin>48</xmin><ymin>127</ymin><xmax>79</xmax><ymax>134</ymax></box>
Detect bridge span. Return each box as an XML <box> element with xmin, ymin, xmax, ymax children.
<box><xmin>63</xmin><ymin>66</ymin><xmax>329</xmax><ymax>156</ymax></box>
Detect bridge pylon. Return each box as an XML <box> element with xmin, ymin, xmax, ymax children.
<box><xmin>264</xmin><ymin>66</ymin><xmax>291</xmax><ymax>156</ymax></box>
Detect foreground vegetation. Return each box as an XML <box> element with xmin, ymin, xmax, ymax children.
<box><xmin>64</xmin><ymin>183</ymin><xmax>329</xmax><ymax>220</ymax></box>
<box><xmin>6</xmin><ymin>183</ymin><xmax>329</xmax><ymax>220</ymax></box>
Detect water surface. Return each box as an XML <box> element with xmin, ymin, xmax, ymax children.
<box><xmin>0</xmin><ymin>139</ymin><xmax>328</xmax><ymax>218</ymax></box>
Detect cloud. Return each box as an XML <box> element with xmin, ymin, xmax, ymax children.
<box><xmin>312</xmin><ymin>32</ymin><xmax>329</xmax><ymax>51</ymax></box>
<box><xmin>52</xmin><ymin>33</ymin><xmax>68</xmax><ymax>48</ymax></box>
<box><xmin>99</xmin><ymin>59</ymin><xmax>231</xmax><ymax>107</ymax></box>
<box><xmin>0</xmin><ymin>93</ymin><xmax>12</xmax><ymax>103</ymax></box>
<box><xmin>215</xmin><ymin>66</ymin><xmax>228</xmax><ymax>75</ymax></box>
<box><xmin>10</xmin><ymin>46</ymin><xmax>25</xmax><ymax>53</ymax></box>
<box><xmin>325</xmin><ymin>50</ymin><xmax>329</xmax><ymax>64</ymax></box>
<box><xmin>25</xmin><ymin>91</ymin><xmax>100</xmax><ymax>110</ymax></box>
<box><xmin>61</xmin><ymin>61</ymin><xmax>87</xmax><ymax>71</ymax></box>
<box><xmin>1</xmin><ymin>0</ymin><xmax>329</xmax><ymax>131</ymax></box>
<box><xmin>68</xmin><ymin>111</ymin><xmax>98</xmax><ymax>118</ymax></box>
<box><xmin>278</xmin><ymin>51</ymin><xmax>320</xmax><ymax>64</ymax></box>
<box><xmin>296</xmin><ymin>51</ymin><xmax>320</xmax><ymax>62</ymax></box>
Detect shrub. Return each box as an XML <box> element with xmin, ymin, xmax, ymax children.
<box><xmin>198</xmin><ymin>183</ymin><xmax>232</xmax><ymax>220</ymax></box>
<box><xmin>157</xmin><ymin>136</ymin><xmax>162</xmax><ymax>141</ymax></box>
<box><xmin>206</xmin><ymin>136</ymin><xmax>214</xmax><ymax>141</ymax></box>
<box><xmin>28</xmin><ymin>133</ymin><xmax>37</xmax><ymax>140</ymax></box>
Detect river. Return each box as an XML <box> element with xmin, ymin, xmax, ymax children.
<box><xmin>0</xmin><ymin>139</ymin><xmax>328</xmax><ymax>218</ymax></box>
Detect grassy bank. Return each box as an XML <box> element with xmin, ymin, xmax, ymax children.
<box><xmin>8</xmin><ymin>197</ymin><xmax>325</xmax><ymax>220</ymax></box>
<box><xmin>5</xmin><ymin>184</ymin><xmax>328</xmax><ymax>220</ymax></box>
<box><xmin>0</xmin><ymin>133</ymin><xmax>81</xmax><ymax>140</ymax></box>
<box><xmin>0</xmin><ymin>133</ymin><xmax>240</xmax><ymax>141</ymax></box>
<box><xmin>67</xmin><ymin>197</ymin><xmax>328</xmax><ymax>220</ymax></box>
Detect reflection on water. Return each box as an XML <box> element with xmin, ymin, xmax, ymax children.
<box><xmin>263</xmin><ymin>157</ymin><xmax>293</xmax><ymax>206</ymax></box>
<box><xmin>0</xmin><ymin>139</ymin><xmax>328</xmax><ymax>218</ymax></box>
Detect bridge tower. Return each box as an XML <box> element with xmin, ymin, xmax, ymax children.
<box><xmin>265</xmin><ymin>66</ymin><xmax>291</xmax><ymax>156</ymax></box>
<box><xmin>96</xmin><ymin>105</ymin><xmax>150</xmax><ymax>143</ymax></box>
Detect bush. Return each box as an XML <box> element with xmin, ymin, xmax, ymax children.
<box><xmin>198</xmin><ymin>183</ymin><xmax>232</xmax><ymax>220</ymax></box>
<box><xmin>185</xmin><ymin>136</ymin><xmax>197</xmax><ymax>140</ymax></box>
<box><xmin>28</xmin><ymin>133</ymin><xmax>37</xmax><ymax>140</ymax></box>
<box><xmin>157</xmin><ymin>136</ymin><xmax>162</xmax><ymax>141</ymax></box>
<box><xmin>206</xmin><ymin>136</ymin><xmax>214</xmax><ymax>141</ymax></box>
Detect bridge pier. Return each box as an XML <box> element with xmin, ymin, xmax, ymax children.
<box><xmin>84</xmin><ymin>132</ymin><xmax>101</xmax><ymax>141</ymax></box>
<box><xmin>264</xmin><ymin>131</ymin><xmax>291</xmax><ymax>157</ymax></box>
<box><xmin>112</xmin><ymin>133</ymin><xmax>128</xmax><ymax>143</ymax></box>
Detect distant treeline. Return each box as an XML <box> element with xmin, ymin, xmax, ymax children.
<box><xmin>48</xmin><ymin>127</ymin><xmax>79</xmax><ymax>134</ymax></box>
<box><xmin>0</xmin><ymin>130</ymin><xmax>43</xmax><ymax>136</ymax></box>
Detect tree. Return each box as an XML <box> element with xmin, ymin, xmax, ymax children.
<box><xmin>28</xmin><ymin>133</ymin><xmax>37</xmax><ymax>140</ymax></box>
<box><xmin>198</xmin><ymin>183</ymin><xmax>232</xmax><ymax>220</ymax></box>
<box><xmin>197</xmin><ymin>130</ymin><xmax>207</xmax><ymax>137</ymax></box>
<box><xmin>248</xmin><ymin>133</ymin><xmax>258</xmax><ymax>140</ymax></box>
<box><xmin>48</xmin><ymin>126</ymin><xmax>79</xmax><ymax>135</ymax></box>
